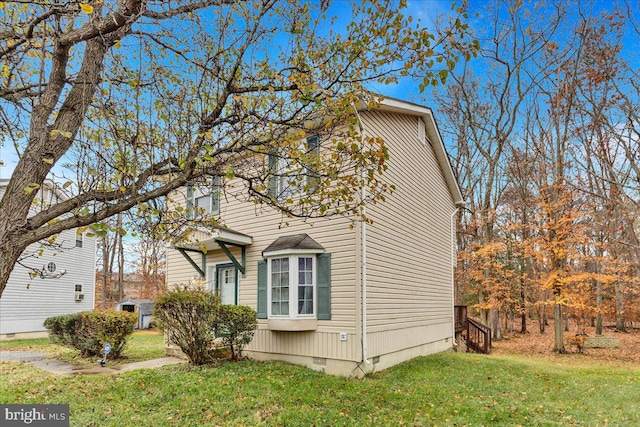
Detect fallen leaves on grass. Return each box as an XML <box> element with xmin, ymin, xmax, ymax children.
<box><xmin>493</xmin><ymin>325</ymin><xmax>640</xmax><ymax>366</ymax></box>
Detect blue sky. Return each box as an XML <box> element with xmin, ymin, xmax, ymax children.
<box><xmin>0</xmin><ymin>0</ymin><xmax>454</xmax><ymax>179</ymax></box>
<box><xmin>3</xmin><ymin>0</ymin><xmax>638</xmax><ymax>179</ymax></box>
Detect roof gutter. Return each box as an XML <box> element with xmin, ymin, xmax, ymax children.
<box><xmin>353</xmin><ymin>104</ymin><xmax>372</xmax><ymax>374</ymax></box>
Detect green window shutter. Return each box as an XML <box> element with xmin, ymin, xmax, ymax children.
<box><xmin>211</xmin><ymin>176</ymin><xmax>221</xmax><ymax>215</ymax></box>
<box><xmin>316</xmin><ymin>253</ymin><xmax>331</xmax><ymax>320</ymax></box>
<box><xmin>306</xmin><ymin>135</ymin><xmax>320</xmax><ymax>190</ymax></box>
<box><xmin>307</xmin><ymin>135</ymin><xmax>320</xmax><ymax>154</ymax></box>
<box><xmin>186</xmin><ymin>185</ymin><xmax>194</xmax><ymax>220</ymax></box>
<box><xmin>257</xmin><ymin>260</ymin><xmax>268</xmax><ymax>319</ymax></box>
<box><xmin>267</xmin><ymin>152</ymin><xmax>277</xmax><ymax>198</ymax></box>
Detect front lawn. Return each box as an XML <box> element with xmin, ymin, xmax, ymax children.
<box><xmin>1</xmin><ymin>351</ymin><xmax>638</xmax><ymax>426</ymax></box>
<box><xmin>0</xmin><ymin>329</ymin><xmax>165</xmax><ymax>365</ymax></box>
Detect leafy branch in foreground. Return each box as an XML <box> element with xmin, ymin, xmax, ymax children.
<box><xmin>0</xmin><ymin>0</ymin><xmax>477</xmax><ymax>296</ymax></box>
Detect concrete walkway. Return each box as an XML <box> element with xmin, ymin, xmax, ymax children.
<box><xmin>1</xmin><ymin>350</ymin><xmax>185</xmax><ymax>376</ymax></box>
<box><xmin>0</xmin><ymin>350</ymin><xmax>49</xmax><ymax>362</ymax></box>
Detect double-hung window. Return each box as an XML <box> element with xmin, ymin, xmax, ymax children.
<box><xmin>257</xmin><ymin>234</ymin><xmax>331</xmax><ymax>330</ymax></box>
<box><xmin>269</xmin><ymin>255</ymin><xmax>315</xmax><ymax>318</ymax></box>
<box><xmin>186</xmin><ymin>176</ymin><xmax>221</xmax><ymax>219</ymax></box>
<box><xmin>268</xmin><ymin>134</ymin><xmax>321</xmax><ymax>199</ymax></box>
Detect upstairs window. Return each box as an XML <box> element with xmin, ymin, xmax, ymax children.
<box><xmin>268</xmin><ymin>135</ymin><xmax>320</xmax><ymax>199</ymax></box>
<box><xmin>186</xmin><ymin>177</ymin><xmax>221</xmax><ymax>219</ymax></box>
<box><xmin>75</xmin><ymin>231</ymin><xmax>83</xmax><ymax>248</ymax></box>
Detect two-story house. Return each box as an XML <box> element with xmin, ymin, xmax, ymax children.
<box><xmin>166</xmin><ymin>96</ymin><xmax>464</xmax><ymax>377</ymax></box>
<box><xmin>0</xmin><ymin>179</ymin><xmax>96</xmax><ymax>339</ymax></box>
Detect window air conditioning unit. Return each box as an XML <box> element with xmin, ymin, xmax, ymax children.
<box><xmin>75</xmin><ymin>292</ymin><xmax>85</xmax><ymax>301</ymax></box>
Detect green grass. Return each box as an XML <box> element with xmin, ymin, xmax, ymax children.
<box><xmin>1</xmin><ymin>352</ymin><xmax>638</xmax><ymax>426</ymax></box>
<box><xmin>0</xmin><ymin>330</ymin><xmax>165</xmax><ymax>365</ymax></box>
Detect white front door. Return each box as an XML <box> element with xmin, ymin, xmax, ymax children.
<box><xmin>217</xmin><ymin>266</ymin><xmax>237</xmax><ymax>305</ymax></box>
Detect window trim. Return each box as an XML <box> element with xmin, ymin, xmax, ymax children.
<box><xmin>266</xmin><ymin>254</ymin><xmax>317</xmax><ymax>320</ymax></box>
<box><xmin>187</xmin><ymin>177</ymin><xmax>221</xmax><ymax>218</ymax></box>
<box><xmin>268</xmin><ymin>134</ymin><xmax>321</xmax><ymax>199</ymax></box>
<box><xmin>257</xmin><ymin>251</ymin><xmax>330</xmax><ymax>324</ymax></box>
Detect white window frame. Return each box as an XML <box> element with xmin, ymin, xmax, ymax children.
<box><xmin>189</xmin><ymin>177</ymin><xmax>221</xmax><ymax>217</ymax></box>
<box><xmin>266</xmin><ymin>253</ymin><xmax>317</xmax><ymax>319</ymax></box>
<box><xmin>273</xmin><ymin>135</ymin><xmax>320</xmax><ymax>200</ymax></box>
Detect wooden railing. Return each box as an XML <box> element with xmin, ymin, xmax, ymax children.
<box><xmin>466</xmin><ymin>318</ymin><xmax>492</xmax><ymax>354</ymax></box>
<box><xmin>454</xmin><ymin>305</ymin><xmax>467</xmax><ymax>334</ymax></box>
<box><xmin>454</xmin><ymin>305</ymin><xmax>492</xmax><ymax>354</ymax></box>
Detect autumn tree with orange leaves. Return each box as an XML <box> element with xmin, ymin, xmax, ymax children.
<box><xmin>441</xmin><ymin>0</ymin><xmax>640</xmax><ymax>352</ymax></box>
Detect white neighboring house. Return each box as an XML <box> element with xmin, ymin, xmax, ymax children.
<box><xmin>0</xmin><ymin>178</ymin><xmax>96</xmax><ymax>339</ymax></box>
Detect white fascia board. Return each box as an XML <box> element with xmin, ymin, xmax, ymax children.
<box><xmin>375</xmin><ymin>97</ymin><xmax>465</xmax><ymax>207</ymax></box>
<box><xmin>169</xmin><ymin>227</ymin><xmax>253</xmax><ymax>251</ymax></box>
<box><xmin>212</xmin><ymin>228</ymin><xmax>253</xmax><ymax>246</ymax></box>
<box><xmin>262</xmin><ymin>248</ymin><xmax>325</xmax><ymax>258</ymax></box>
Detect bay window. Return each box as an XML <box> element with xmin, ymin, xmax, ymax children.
<box><xmin>256</xmin><ymin>234</ymin><xmax>331</xmax><ymax>329</ymax></box>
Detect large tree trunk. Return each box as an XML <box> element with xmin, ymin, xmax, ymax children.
<box><xmin>490</xmin><ymin>309</ymin><xmax>502</xmax><ymax>340</ymax></box>
<box><xmin>615</xmin><ymin>281</ymin><xmax>626</xmax><ymax>332</ymax></box>
<box><xmin>595</xmin><ymin>278</ymin><xmax>603</xmax><ymax>335</ymax></box>
<box><xmin>553</xmin><ymin>303</ymin><xmax>566</xmax><ymax>353</ymax></box>
<box><xmin>116</xmin><ymin>213</ymin><xmax>125</xmax><ymax>302</ymax></box>
<box><xmin>0</xmin><ymin>34</ymin><xmax>113</xmax><ymax>297</ymax></box>
<box><xmin>520</xmin><ymin>286</ymin><xmax>527</xmax><ymax>333</ymax></box>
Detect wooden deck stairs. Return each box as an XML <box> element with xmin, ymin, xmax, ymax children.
<box><xmin>454</xmin><ymin>305</ymin><xmax>492</xmax><ymax>354</ymax></box>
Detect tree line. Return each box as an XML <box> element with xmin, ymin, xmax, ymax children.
<box><xmin>437</xmin><ymin>0</ymin><xmax>640</xmax><ymax>352</ymax></box>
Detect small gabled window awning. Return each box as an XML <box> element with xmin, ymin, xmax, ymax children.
<box><xmin>171</xmin><ymin>226</ymin><xmax>252</xmax><ymax>277</ymax></box>
<box><xmin>262</xmin><ymin>233</ymin><xmax>325</xmax><ymax>258</ymax></box>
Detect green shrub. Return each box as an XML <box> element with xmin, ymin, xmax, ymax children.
<box><xmin>44</xmin><ymin>313</ymin><xmax>80</xmax><ymax>347</ymax></box>
<box><xmin>154</xmin><ymin>288</ymin><xmax>220</xmax><ymax>365</ymax></box>
<box><xmin>216</xmin><ymin>305</ymin><xmax>257</xmax><ymax>360</ymax></box>
<box><xmin>44</xmin><ymin>310</ymin><xmax>136</xmax><ymax>358</ymax></box>
<box><xmin>75</xmin><ymin>310</ymin><xmax>137</xmax><ymax>358</ymax></box>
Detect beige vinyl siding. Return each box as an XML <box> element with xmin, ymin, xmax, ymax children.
<box><xmin>166</xmin><ymin>177</ymin><xmax>361</xmax><ymax>361</ymax></box>
<box><xmin>165</xmin><ymin>187</ymin><xmax>205</xmax><ymax>287</ymax></box>
<box><xmin>360</xmin><ymin>110</ymin><xmax>455</xmax><ymax>357</ymax></box>
<box><xmin>165</xmin><ymin>248</ymin><xmax>203</xmax><ymax>287</ymax></box>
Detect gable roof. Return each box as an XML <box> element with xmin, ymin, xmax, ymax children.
<box><xmin>361</xmin><ymin>96</ymin><xmax>465</xmax><ymax>206</ymax></box>
<box><xmin>262</xmin><ymin>233</ymin><xmax>325</xmax><ymax>257</ymax></box>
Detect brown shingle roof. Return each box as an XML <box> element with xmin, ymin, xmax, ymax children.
<box><xmin>262</xmin><ymin>234</ymin><xmax>324</xmax><ymax>256</ymax></box>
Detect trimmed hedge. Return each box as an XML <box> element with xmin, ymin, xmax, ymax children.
<box><xmin>43</xmin><ymin>313</ymin><xmax>80</xmax><ymax>348</ymax></box>
<box><xmin>154</xmin><ymin>288</ymin><xmax>220</xmax><ymax>366</ymax></box>
<box><xmin>75</xmin><ymin>310</ymin><xmax>137</xmax><ymax>358</ymax></box>
<box><xmin>216</xmin><ymin>305</ymin><xmax>257</xmax><ymax>360</ymax></box>
<box><xmin>44</xmin><ymin>310</ymin><xmax>137</xmax><ymax>358</ymax></box>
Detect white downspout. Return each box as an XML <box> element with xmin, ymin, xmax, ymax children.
<box><xmin>450</xmin><ymin>207</ymin><xmax>460</xmax><ymax>345</ymax></box>
<box><xmin>362</xmin><ymin>185</ymin><xmax>368</xmax><ymax>365</ymax></box>
<box><xmin>353</xmin><ymin>105</ymin><xmax>369</xmax><ymax>370</ymax></box>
